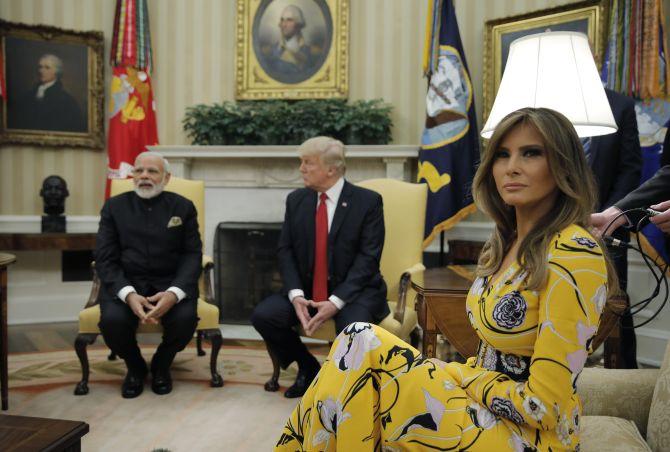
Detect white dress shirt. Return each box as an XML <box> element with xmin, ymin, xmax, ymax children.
<box><xmin>289</xmin><ymin>177</ymin><xmax>346</xmax><ymax>310</ymax></box>
<box><xmin>35</xmin><ymin>80</ymin><xmax>56</xmax><ymax>99</ymax></box>
<box><xmin>118</xmin><ymin>286</ymin><xmax>186</xmax><ymax>304</ymax></box>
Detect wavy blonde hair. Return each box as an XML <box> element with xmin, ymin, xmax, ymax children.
<box><xmin>472</xmin><ymin>107</ymin><xmax>618</xmax><ymax>293</ymax></box>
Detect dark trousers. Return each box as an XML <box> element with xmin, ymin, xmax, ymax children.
<box><xmin>251</xmin><ymin>293</ymin><xmax>375</xmax><ymax>369</ymax></box>
<box><xmin>607</xmin><ymin>240</ymin><xmax>638</xmax><ymax>369</ymax></box>
<box><xmin>99</xmin><ymin>298</ymin><xmax>198</xmax><ymax>374</ymax></box>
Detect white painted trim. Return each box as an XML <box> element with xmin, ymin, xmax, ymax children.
<box><xmin>637</xmin><ymin>357</ymin><xmax>662</xmax><ymax>367</ymax></box>
<box><xmin>424</xmin><ymin>221</ymin><xmax>494</xmax><ymax>252</ymax></box>
<box><xmin>0</xmin><ymin>215</ymin><xmax>99</xmax><ymax>233</ymax></box>
<box><xmin>635</xmin><ymin>326</ymin><xmax>670</xmax><ymax>341</ymax></box>
<box><xmin>149</xmin><ymin>144</ymin><xmax>419</xmax><ymax>159</ymax></box>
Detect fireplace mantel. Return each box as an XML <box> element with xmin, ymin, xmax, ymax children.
<box><xmin>148</xmin><ymin>144</ymin><xmax>419</xmax><ymax>187</ymax></box>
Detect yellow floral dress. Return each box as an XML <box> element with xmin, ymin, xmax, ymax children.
<box><xmin>276</xmin><ymin>224</ymin><xmax>607</xmax><ymax>451</ymax></box>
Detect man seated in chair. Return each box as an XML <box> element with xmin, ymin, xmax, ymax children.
<box><xmin>252</xmin><ymin>136</ymin><xmax>389</xmax><ymax>398</ymax></box>
<box><xmin>95</xmin><ymin>151</ymin><xmax>202</xmax><ymax>398</ymax></box>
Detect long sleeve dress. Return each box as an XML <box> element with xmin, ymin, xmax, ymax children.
<box><xmin>275</xmin><ymin>224</ymin><xmax>608</xmax><ymax>451</ymax></box>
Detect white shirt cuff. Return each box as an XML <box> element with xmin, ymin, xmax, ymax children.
<box><xmin>328</xmin><ymin>295</ymin><xmax>345</xmax><ymax>310</ymax></box>
<box><xmin>167</xmin><ymin>286</ymin><xmax>186</xmax><ymax>303</ymax></box>
<box><xmin>117</xmin><ymin>286</ymin><xmax>136</xmax><ymax>304</ymax></box>
<box><xmin>288</xmin><ymin>289</ymin><xmax>304</xmax><ymax>303</ymax></box>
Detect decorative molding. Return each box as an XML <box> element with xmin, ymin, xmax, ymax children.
<box><xmin>0</xmin><ymin>215</ymin><xmax>99</xmax><ymax>233</ymax></box>
<box><xmin>147</xmin><ymin>145</ymin><xmax>419</xmax><ymax>185</ymax></box>
<box><xmin>149</xmin><ymin>144</ymin><xmax>419</xmax><ymax>159</ymax></box>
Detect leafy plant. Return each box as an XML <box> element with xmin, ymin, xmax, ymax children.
<box><xmin>183</xmin><ymin>99</ymin><xmax>393</xmax><ymax>145</ymax></box>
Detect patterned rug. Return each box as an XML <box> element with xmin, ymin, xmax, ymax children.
<box><xmin>5</xmin><ymin>344</ymin><xmax>325</xmax><ymax>451</ymax></box>
<box><xmin>9</xmin><ymin>345</ymin><xmax>301</xmax><ymax>389</ymax></box>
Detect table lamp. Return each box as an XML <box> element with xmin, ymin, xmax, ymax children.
<box><xmin>481</xmin><ymin>31</ymin><xmax>617</xmax><ymax>138</ymax></box>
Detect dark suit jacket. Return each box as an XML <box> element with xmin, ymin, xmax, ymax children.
<box><xmin>9</xmin><ymin>81</ymin><xmax>86</xmax><ymax>132</ymax></box>
<box><xmin>589</xmin><ymin>89</ymin><xmax>642</xmax><ymax>211</ymax></box>
<box><xmin>95</xmin><ymin>191</ymin><xmax>202</xmax><ymax>304</ymax></box>
<box><xmin>278</xmin><ymin>180</ymin><xmax>389</xmax><ymax>322</ymax></box>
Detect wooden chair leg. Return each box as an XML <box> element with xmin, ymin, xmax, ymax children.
<box><xmin>203</xmin><ymin>329</ymin><xmax>223</xmax><ymax>387</ymax></box>
<box><xmin>196</xmin><ymin>330</ymin><xmax>206</xmax><ymax>356</ymax></box>
<box><xmin>108</xmin><ymin>351</ymin><xmax>117</xmax><ymax>361</ymax></box>
<box><xmin>264</xmin><ymin>344</ymin><xmax>281</xmax><ymax>392</ymax></box>
<box><xmin>74</xmin><ymin>333</ymin><xmax>98</xmax><ymax>395</ymax></box>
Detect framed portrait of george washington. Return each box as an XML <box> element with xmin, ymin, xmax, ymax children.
<box><xmin>236</xmin><ymin>0</ymin><xmax>349</xmax><ymax>99</ymax></box>
<box><xmin>0</xmin><ymin>20</ymin><xmax>104</xmax><ymax>149</ymax></box>
<box><xmin>483</xmin><ymin>0</ymin><xmax>607</xmax><ymax>121</ymax></box>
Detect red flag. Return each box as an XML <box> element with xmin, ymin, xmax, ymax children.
<box><xmin>106</xmin><ymin>66</ymin><xmax>158</xmax><ymax>197</ymax></box>
<box><xmin>106</xmin><ymin>0</ymin><xmax>157</xmax><ymax>198</ymax></box>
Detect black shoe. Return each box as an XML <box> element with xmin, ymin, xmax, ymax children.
<box><xmin>284</xmin><ymin>367</ymin><xmax>319</xmax><ymax>399</ymax></box>
<box><xmin>121</xmin><ymin>371</ymin><xmax>146</xmax><ymax>399</ymax></box>
<box><xmin>151</xmin><ymin>369</ymin><xmax>173</xmax><ymax>395</ymax></box>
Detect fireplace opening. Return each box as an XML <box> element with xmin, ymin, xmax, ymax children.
<box><xmin>214</xmin><ymin>222</ymin><xmax>283</xmax><ymax>324</ymax></box>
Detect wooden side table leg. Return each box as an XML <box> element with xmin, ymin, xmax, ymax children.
<box><xmin>423</xmin><ymin>331</ymin><xmax>437</xmax><ymax>358</ymax></box>
<box><xmin>1</xmin><ymin>268</ymin><xmax>7</xmax><ymax>410</ymax></box>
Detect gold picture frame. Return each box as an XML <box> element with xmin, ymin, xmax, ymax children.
<box><xmin>0</xmin><ymin>20</ymin><xmax>105</xmax><ymax>149</ymax></box>
<box><xmin>236</xmin><ymin>0</ymin><xmax>349</xmax><ymax>99</ymax></box>
<box><xmin>483</xmin><ymin>0</ymin><xmax>607</xmax><ymax>120</ymax></box>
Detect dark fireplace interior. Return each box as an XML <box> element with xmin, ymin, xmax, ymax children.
<box><xmin>215</xmin><ymin>222</ymin><xmax>283</xmax><ymax>324</ymax></box>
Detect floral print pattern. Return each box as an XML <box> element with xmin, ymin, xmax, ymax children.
<box><xmin>492</xmin><ymin>291</ymin><xmax>527</xmax><ymax>329</ymax></box>
<box><xmin>490</xmin><ymin>397</ymin><xmax>525</xmax><ymax>424</ymax></box>
<box><xmin>571</xmin><ymin>234</ymin><xmax>597</xmax><ymax>248</ymax></box>
<box><xmin>276</xmin><ymin>225</ymin><xmax>606</xmax><ymax>451</ymax></box>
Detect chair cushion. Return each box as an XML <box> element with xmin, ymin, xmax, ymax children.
<box><xmin>580</xmin><ymin>416</ymin><xmax>650</xmax><ymax>452</ymax></box>
<box><xmin>647</xmin><ymin>342</ymin><xmax>670</xmax><ymax>452</ymax></box>
<box><xmin>78</xmin><ymin>299</ymin><xmax>220</xmax><ymax>334</ymax></box>
<box><xmin>298</xmin><ymin>320</ymin><xmax>337</xmax><ymax>341</ymax></box>
<box><xmin>378</xmin><ymin>301</ymin><xmax>417</xmax><ymax>342</ymax></box>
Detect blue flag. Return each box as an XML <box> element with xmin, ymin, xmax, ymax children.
<box><xmin>419</xmin><ymin>0</ymin><xmax>479</xmax><ymax>248</ymax></box>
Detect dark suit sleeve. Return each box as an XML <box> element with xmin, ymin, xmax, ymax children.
<box><xmin>95</xmin><ymin>200</ymin><xmax>132</xmax><ymax>299</ymax></box>
<box><xmin>331</xmin><ymin>194</ymin><xmax>385</xmax><ymax>303</ymax></box>
<box><xmin>602</xmin><ymin>98</ymin><xmax>642</xmax><ymax>208</ymax></box>
<box><xmin>616</xmin><ymin>165</ymin><xmax>670</xmax><ymax>226</ymax></box>
<box><xmin>277</xmin><ymin>195</ymin><xmax>303</xmax><ymax>292</ymax></box>
<box><xmin>170</xmin><ymin>200</ymin><xmax>202</xmax><ymax>296</ymax></box>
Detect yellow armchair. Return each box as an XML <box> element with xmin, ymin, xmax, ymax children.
<box><xmin>74</xmin><ymin>177</ymin><xmax>223</xmax><ymax>395</ymax></box>
<box><xmin>264</xmin><ymin>178</ymin><xmax>427</xmax><ymax>391</ymax></box>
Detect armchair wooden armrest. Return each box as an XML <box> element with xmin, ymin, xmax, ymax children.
<box><xmin>201</xmin><ymin>254</ymin><xmax>215</xmax><ymax>304</ymax></box>
<box><xmin>84</xmin><ymin>262</ymin><xmax>101</xmax><ymax>308</ymax></box>
<box><xmin>394</xmin><ymin>263</ymin><xmax>425</xmax><ymax>323</ymax></box>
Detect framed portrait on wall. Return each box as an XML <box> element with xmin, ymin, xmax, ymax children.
<box><xmin>236</xmin><ymin>0</ymin><xmax>349</xmax><ymax>99</ymax></box>
<box><xmin>483</xmin><ymin>0</ymin><xmax>607</xmax><ymax>120</ymax></box>
<box><xmin>0</xmin><ymin>20</ymin><xmax>104</xmax><ymax>149</ymax></box>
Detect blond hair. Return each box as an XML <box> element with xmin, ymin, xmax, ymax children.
<box><xmin>297</xmin><ymin>136</ymin><xmax>346</xmax><ymax>175</ymax></box>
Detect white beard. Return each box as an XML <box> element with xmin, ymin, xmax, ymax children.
<box><xmin>134</xmin><ymin>180</ymin><xmax>166</xmax><ymax>199</ymax></box>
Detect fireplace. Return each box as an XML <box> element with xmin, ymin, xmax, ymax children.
<box><xmin>214</xmin><ymin>222</ymin><xmax>283</xmax><ymax>324</ymax></box>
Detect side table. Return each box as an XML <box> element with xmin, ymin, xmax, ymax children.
<box><xmin>412</xmin><ymin>266</ymin><xmax>478</xmax><ymax>359</ymax></box>
<box><xmin>0</xmin><ymin>253</ymin><xmax>16</xmax><ymax>411</ymax></box>
<box><xmin>0</xmin><ymin>414</ymin><xmax>88</xmax><ymax>451</ymax></box>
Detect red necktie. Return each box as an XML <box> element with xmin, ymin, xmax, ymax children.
<box><xmin>312</xmin><ymin>192</ymin><xmax>328</xmax><ymax>302</ymax></box>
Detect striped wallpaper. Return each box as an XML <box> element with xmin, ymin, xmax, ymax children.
<box><xmin>0</xmin><ymin>0</ymin><xmax>668</xmax><ymax>215</ymax></box>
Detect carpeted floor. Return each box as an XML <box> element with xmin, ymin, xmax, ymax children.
<box><xmin>5</xmin><ymin>344</ymin><xmax>324</xmax><ymax>451</ymax></box>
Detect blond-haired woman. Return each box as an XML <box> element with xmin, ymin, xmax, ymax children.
<box><xmin>275</xmin><ymin>108</ymin><xmax>616</xmax><ymax>451</ymax></box>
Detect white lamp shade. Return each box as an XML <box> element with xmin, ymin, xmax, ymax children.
<box><xmin>481</xmin><ymin>31</ymin><xmax>617</xmax><ymax>139</ymax></box>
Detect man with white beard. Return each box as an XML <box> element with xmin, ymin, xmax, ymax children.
<box><xmin>95</xmin><ymin>151</ymin><xmax>202</xmax><ymax>398</ymax></box>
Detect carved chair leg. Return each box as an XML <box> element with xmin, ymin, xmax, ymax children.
<box><xmin>196</xmin><ymin>330</ymin><xmax>206</xmax><ymax>356</ymax></box>
<box><xmin>108</xmin><ymin>351</ymin><xmax>117</xmax><ymax>361</ymax></box>
<box><xmin>74</xmin><ymin>333</ymin><xmax>98</xmax><ymax>395</ymax></box>
<box><xmin>203</xmin><ymin>329</ymin><xmax>223</xmax><ymax>387</ymax></box>
<box><xmin>264</xmin><ymin>344</ymin><xmax>281</xmax><ymax>392</ymax></box>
